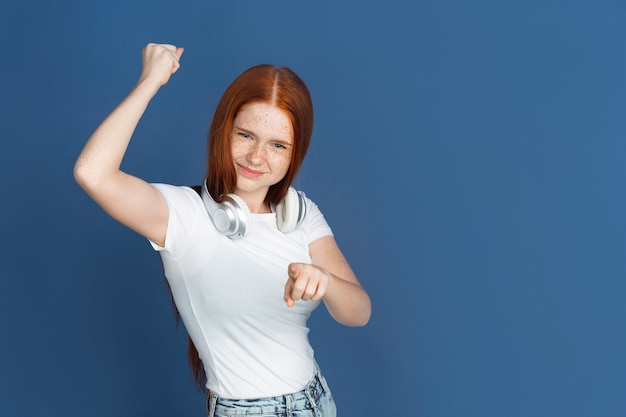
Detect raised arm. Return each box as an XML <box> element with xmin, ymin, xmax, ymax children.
<box><xmin>74</xmin><ymin>43</ymin><xmax>183</xmax><ymax>246</ymax></box>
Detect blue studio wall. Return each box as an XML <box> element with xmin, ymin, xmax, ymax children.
<box><xmin>1</xmin><ymin>1</ymin><xmax>626</xmax><ymax>416</ymax></box>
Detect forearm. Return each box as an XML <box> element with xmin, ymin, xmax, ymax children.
<box><xmin>74</xmin><ymin>79</ymin><xmax>160</xmax><ymax>189</ymax></box>
<box><xmin>302</xmin><ymin>236</ymin><xmax>372</xmax><ymax>327</ymax></box>
<box><xmin>323</xmin><ymin>275</ymin><xmax>371</xmax><ymax>327</ymax></box>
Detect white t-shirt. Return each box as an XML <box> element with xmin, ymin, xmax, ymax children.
<box><xmin>149</xmin><ymin>184</ymin><xmax>333</xmax><ymax>399</ymax></box>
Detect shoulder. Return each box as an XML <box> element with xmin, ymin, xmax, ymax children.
<box><xmin>151</xmin><ymin>183</ymin><xmax>203</xmax><ymax>212</ymax></box>
<box><xmin>296</xmin><ymin>190</ymin><xmax>321</xmax><ymax>214</ymax></box>
<box><xmin>148</xmin><ymin>183</ymin><xmax>208</xmax><ymax>252</ymax></box>
<box><xmin>295</xmin><ymin>190</ymin><xmax>334</xmax><ymax>241</ymax></box>
<box><xmin>151</xmin><ymin>183</ymin><xmax>199</xmax><ymax>197</ymax></box>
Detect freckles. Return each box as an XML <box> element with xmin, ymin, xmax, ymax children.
<box><xmin>255</xmin><ymin>113</ymin><xmax>291</xmax><ymax>137</ymax></box>
<box><xmin>236</xmin><ymin>103</ymin><xmax>294</xmax><ymax>144</ymax></box>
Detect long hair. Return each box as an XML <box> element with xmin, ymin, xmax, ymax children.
<box><xmin>206</xmin><ymin>64</ymin><xmax>314</xmax><ymax>205</ymax></box>
<box><xmin>176</xmin><ymin>65</ymin><xmax>314</xmax><ymax>391</ymax></box>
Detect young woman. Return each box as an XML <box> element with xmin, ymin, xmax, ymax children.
<box><xmin>74</xmin><ymin>43</ymin><xmax>371</xmax><ymax>417</ymax></box>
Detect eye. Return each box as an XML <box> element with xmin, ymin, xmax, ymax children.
<box><xmin>272</xmin><ymin>143</ymin><xmax>287</xmax><ymax>150</ymax></box>
<box><xmin>238</xmin><ymin>132</ymin><xmax>252</xmax><ymax>139</ymax></box>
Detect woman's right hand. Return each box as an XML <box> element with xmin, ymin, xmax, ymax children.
<box><xmin>139</xmin><ymin>43</ymin><xmax>184</xmax><ymax>86</ymax></box>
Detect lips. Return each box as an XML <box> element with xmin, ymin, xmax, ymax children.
<box><xmin>238</xmin><ymin>164</ymin><xmax>264</xmax><ymax>178</ymax></box>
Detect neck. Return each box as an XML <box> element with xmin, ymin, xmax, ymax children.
<box><xmin>235</xmin><ymin>190</ymin><xmax>270</xmax><ymax>214</ymax></box>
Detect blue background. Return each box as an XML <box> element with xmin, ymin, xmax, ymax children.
<box><xmin>1</xmin><ymin>1</ymin><xmax>626</xmax><ymax>416</ymax></box>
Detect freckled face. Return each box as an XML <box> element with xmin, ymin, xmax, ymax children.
<box><xmin>231</xmin><ymin>102</ymin><xmax>294</xmax><ymax>199</ymax></box>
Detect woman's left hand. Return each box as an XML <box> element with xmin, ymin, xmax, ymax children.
<box><xmin>284</xmin><ymin>263</ymin><xmax>331</xmax><ymax>307</ymax></box>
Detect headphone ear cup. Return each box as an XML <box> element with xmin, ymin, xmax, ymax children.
<box><xmin>219</xmin><ymin>193</ymin><xmax>251</xmax><ymax>238</ymax></box>
<box><xmin>275</xmin><ymin>187</ymin><xmax>306</xmax><ymax>233</ymax></box>
<box><xmin>201</xmin><ymin>180</ymin><xmax>251</xmax><ymax>239</ymax></box>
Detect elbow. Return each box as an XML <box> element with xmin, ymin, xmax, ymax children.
<box><xmin>73</xmin><ymin>158</ymin><xmax>105</xmax><ymax>193</ymax></box>
<box><xmin>73</xmin><ymin>159</ymin><xmax>92</xmax><ymax>191</ymax></box>
<box><xmin>355</xmin><ymin>294</ymin><xmax>372</xmax><ymax>327</ymax></box>
<box><xmin>361</xmin><ymin>309</ymin><xmax>372</xmax><ymax>327</ymax></box>
<box><xmin>73</xmin><ymin>160</ymin><xmax>85</xmax><ymax>186</ymax></box>
<box><xmin>334</xmin><ymin>298</ymin><xmax>372</xmax><ymax>327</ymax></box>
<box><xmin>353</xmin><ymin>307</ymin><xmax>372</xmax><ymax>327</ymax></box>
<box><xmin>340</xmin><ymin>313</ymin><xmax>370</xmax><ymax>328</ymax></box>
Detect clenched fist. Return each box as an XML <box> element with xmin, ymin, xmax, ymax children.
<box><xmin>139</xmin><ymin>43</ymin><xmax>184</xmax><ymax>86</ymax></box>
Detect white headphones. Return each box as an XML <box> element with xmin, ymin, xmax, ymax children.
<box><xmin>201</xmin><ymin>180</ymin><xmax>307</xmax><ymax>239</ymax></box>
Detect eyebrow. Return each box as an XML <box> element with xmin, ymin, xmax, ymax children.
<box><xmin>233</xmin><ymin>126</ymin><xmax>293</xmax><ymax>146</ymax></box>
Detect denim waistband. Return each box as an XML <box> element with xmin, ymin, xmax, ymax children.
<box><xmin>206</xmin><ymin>365</ymin><xmax>331</xmax><ymax>416</ymax></box>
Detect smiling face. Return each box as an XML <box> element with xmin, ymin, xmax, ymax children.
<box><xmin>230</xmin><ymin>101</ymin><xmax>294</xmax><ymax>211</ymax></box>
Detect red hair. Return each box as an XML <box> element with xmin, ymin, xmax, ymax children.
<box><xmin>206</xmin><ymin>64</ymin><xmax>314</xmax><ymax>205</ymax></box>
<box><xmin>180</xmin><ymin>64</ymin><xmax>314</xmax><ymax>391</ymax></box>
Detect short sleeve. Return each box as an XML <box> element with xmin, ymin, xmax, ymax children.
<box><xmin>300</xmin><ymin>193</ymin><xmax>333</xmax><ymax>244</ymax></box>
<box><xmin>148</xmin><ymin>183</ymin><xmax>203</xmax><ymax>255</ymax></box>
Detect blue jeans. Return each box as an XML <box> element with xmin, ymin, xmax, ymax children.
<box><xmin>206</xmin><ymin>365</ymin><xmax>337</xmax><ymax>417</ymax></box>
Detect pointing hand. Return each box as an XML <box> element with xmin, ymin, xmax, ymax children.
<box><xmin>284</xmin><ymin>263</ymin><xmax>331</xmax><ymax>308</ymax></box>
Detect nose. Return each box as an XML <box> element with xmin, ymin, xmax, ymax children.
<box><xmin>246</xmin><ymin>142</ymin><xmax>265</xmax><ymax>164</ymax></box>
